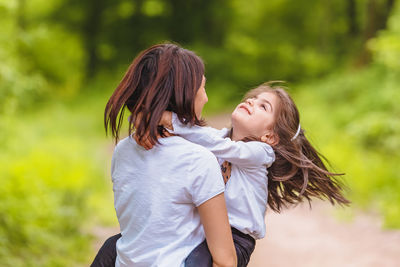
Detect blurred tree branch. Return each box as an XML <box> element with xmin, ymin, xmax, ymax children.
<box><xmin>358</xmin><ymin>0</ymin><xmax>396</xmax><ymax>65</ymax></box>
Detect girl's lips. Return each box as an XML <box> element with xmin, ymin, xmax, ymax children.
<box><xmin>238</xmin><ymin>104</ymin><xmax>251</xmax><ymax>115</ymax></box>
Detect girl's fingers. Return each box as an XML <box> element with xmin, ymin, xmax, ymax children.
<box><xmin>133</xmin><ymin>134</ymin><xmax>140</xmax><ymax>144</ymax></box>
<box><xmin>143</xmin><ymin>139</ymin><xmax>154</xmax><ymax>150</ymax></box>
<box><xmin>160</xmin><ymin>111</ymin><xmax>173</xmax><ymax>130</ymax></box>
<box><xmin>133</xmin><ymin>132</ymin><xmax>155</xmax><ymax>150</ymax></box>
<box><xmin>134</xmin><ymin>128</ymin><xmax>172</xmax><ymax>150</ymax></box>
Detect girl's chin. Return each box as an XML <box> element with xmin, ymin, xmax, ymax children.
<box><xmin>231</xmin><ymin>110</ymin><xmax>247</xmax><ymax>120</ymax></box>
<box><xmin>231</xmin><ymin>113</ymin><xmax>240</xmax><ymax>125</ymax></box>
<box><xmin>232</xmin><ymin>115</ymin><xmax>249</xmax><ymax>129</ymax></box>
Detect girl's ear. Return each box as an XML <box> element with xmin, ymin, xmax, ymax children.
<box><xmin>261</xmin><ymin>131</ymin><xmax>279</xmax><ymax>146</ymax></box>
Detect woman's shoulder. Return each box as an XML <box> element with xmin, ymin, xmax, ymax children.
<box><xmin>113</xmin><ymin>135</ymin><xmax>216</xmax><ymax>164</ymax></box>
<box><xmin>113</xmin><ymin>136</ymin><xmax>140</xmax><ymax>153</ymax></box>
<box><xmin>163</xmin><ymin>135</ymin><xmax>216</xmax><ymax>159</ymax></box>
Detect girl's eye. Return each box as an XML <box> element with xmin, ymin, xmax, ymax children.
<box><xmin>261</xmin><ymin>104</ymin><xmax>267</xmax><ymax>111</ymax></box>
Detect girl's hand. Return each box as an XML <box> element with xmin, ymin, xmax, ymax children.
<box><xmin>133</xmin><ymin>130</ymin><xmax>156</xmax><ymax>150</ymax></box>
<box><xmin>160</xmin><ymin>111</ymin><xmax>173</xmax><ymax>130</ymax></box>
<box><xmin>132</xmin><ymin>112</ymin><xmax>156</xmax><ymax>150</ymax></box>
<box><xmin>133</xmin><ymin>111</ymin><xmax>174</xmax><ymax>150</ymax></box>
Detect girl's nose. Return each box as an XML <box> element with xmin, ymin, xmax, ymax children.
<box><xmin>246</xmin><ymin>98</ymin><xmax>254</xmax><ymax>106</ymax></box>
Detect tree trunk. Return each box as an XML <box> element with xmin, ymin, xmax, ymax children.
<box><xmin>382</xmin><ymin>0</ymin><xmax>396</xmax><ymax>29</ymax></box>
<box><xmin>347</xmin><ymin>0</ymin><xmax>358</xmax><ymax>36</ymax></box>
<box><xmin>83</xmin><ymin>0</ymin><xmax>105</xmax><ymax>79</ymax></box>
<box><xmin>358</xmin><ymin>0</ymin><xmax>396</xmax><ymax>65</ymax></box>
<box><xmin>16</xmin><ymin>0</ymin><xmax>26</xmax><ymax>31</ymax></box>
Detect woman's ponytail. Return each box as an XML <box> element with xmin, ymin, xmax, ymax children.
<box><xmin>104</xmin><ymin>43</ymin><xmax>205</xmax><ymax>144</ymax></box>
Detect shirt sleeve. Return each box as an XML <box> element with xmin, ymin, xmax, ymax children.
<box><xmin>172</xmin><ymin>113</ymin><xmax>275</xmax><ymax>168</ymax></box>
<box><xmin>188</xmin><ymin>148</ymin><xmax>225</xmax><ymax>207</ymax></box>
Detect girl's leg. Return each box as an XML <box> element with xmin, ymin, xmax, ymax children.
<box><xmin>184</xmin><ymin>240</ymin><xmax>212</xmax><ymax>267</ymax></box>
<box><xmin>90</xmin><ymin>233</ymin><xmax>121</xmax><ymax>267</ymax></box>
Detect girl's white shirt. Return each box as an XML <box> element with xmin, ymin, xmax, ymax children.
<box><xmin>172</xmin><ymin>113</ymin><xmax>275</xmax><ymax>239</ymax></box>
<box><xmin>111</xmin><ymin>135</ymin><xmax>224</xmax><ymax>267</ymax></box>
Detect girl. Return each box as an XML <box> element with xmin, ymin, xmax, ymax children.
<box><xmin>98</xmin><ymin>43</ymin><xmax>237</xmax><ymax>267</ymax></box>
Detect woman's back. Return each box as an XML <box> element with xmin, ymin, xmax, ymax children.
<box><xmin>112</xmin><ymin>135</ymin><xmax>224</xmax><ymax>266</ymax></box>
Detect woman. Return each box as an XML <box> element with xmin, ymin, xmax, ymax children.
<box><xmin>98</xmin><ymin>43</ymin><xmax>237</xmax><ymax>267</ymax></box>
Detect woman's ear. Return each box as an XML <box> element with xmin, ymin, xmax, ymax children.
<box><xmin>261</xmin><ymin>131</ymin><xmax>279</xmax><ymax>146</ymax></box>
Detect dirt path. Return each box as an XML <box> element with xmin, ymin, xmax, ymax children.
<box><xmin>92</xmin><ymin>113</ymin><xmax>400</xmax><ymax>266</ymax></box>
<box><xmin>249</xmin><ymin>201</ymin><xmax>400</xmax><ymax>267</ymax></box>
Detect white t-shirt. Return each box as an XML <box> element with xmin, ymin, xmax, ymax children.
<box><xmin>111</xmin><ymin>135</ymin><xmax>225</xmax><ymax>267</ymax></box>
<box><xmin>172</xmin><ymin>113</ymin><xmax>275</xmax><ymax>239</ymax></box>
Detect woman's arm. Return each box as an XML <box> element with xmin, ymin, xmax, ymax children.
<box><xmin>169</xmin><ymin>112</ymin><xmax>275</xmax><ymax>167</ymax></box>
<box><xmin>198</xmin><ymin>193</ymin><xmax>237</xmax><ymax>267</ymax></box>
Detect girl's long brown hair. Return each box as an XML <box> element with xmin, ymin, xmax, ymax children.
<box><xmin>243</xmin><ymin>82</ymin><xmax>350</xmax><ymax>212</ymax></box>
<box><xmin>104</xmin><ymin>43</ymin><xmax>205</xmax><ymax>144</ymax></box>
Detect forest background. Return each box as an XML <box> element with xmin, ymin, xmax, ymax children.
<box><xmin>1</xmin><ymin>0</ymin><xmax>399</xmax><ymax>266</ymax></box>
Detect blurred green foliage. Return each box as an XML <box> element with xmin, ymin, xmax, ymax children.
<box><xmin>295</xmin><ymin>66</ymin><xmax>400</xmax><ymax>228</ymax></box>
<box><xmin>293</xmin><ymin>3</ymin><xmax>400</xmax><ymax>227</ymax></box>
<box><xmin>1</xmin><ymin>0</ymin><xmax>399</xmax><ymax>265</ymax></box>
<box><xmin>0</xmin><ymin>89</ymin><xmax>117</xmax><ymax>266</ymax></box>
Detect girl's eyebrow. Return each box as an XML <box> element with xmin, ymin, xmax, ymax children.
<box><xmin>258</xmin><ymin>97</ymin><xmax>273</xmax><ymax>112</ymax></box>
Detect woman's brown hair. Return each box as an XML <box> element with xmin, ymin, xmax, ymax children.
<box><xmin>104</xmin><ymin>43</ymin><xmax>205</xmax><ymax>144</ymax></box>
<box><xmin>243</xmin><ymin>82</ymin><xmax>350</xmax><ymax>212</ymax></box>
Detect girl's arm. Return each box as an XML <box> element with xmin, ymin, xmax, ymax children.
<box><xmin>198</xmin><ymin>193</ymin><xmax>237</xmax><ymax>267</ymax></box>
<box><xmin>169</xmin><ymin>112</ymin><xmax>275</xmax><ymax>167</ymax></box>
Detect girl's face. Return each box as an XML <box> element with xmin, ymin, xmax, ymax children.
<box><xmin>194</xmin><ymin>76</ymin><xmax>208</xmax><ymax>119</ymax></box>
<box><xmin>231</xmin><ymin>91</ymin><xmax>279</xmax><ymax>143</ymax></box>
